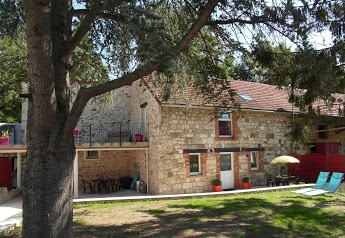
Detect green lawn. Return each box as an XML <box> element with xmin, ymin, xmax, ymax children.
<box><xmin>5</xmin><ymin>190</ymin><xmax>345</xmax><ymax>237</ymax></box>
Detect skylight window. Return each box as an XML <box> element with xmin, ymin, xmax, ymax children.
<box><xmin>238</xmin><ymin>94</ymin><xmax>253</xmax><ymax>101</ymax></box>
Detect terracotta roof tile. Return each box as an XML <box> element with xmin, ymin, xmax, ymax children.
<box><xmin>144</xmin><ymin>77</ymin><xmax>344</xmax><ymax>116</ymax></box>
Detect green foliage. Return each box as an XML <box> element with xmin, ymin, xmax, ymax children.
<box><xmin>251</xmin><ymin>40</ymin><xmax>345</xmax><ymax>118</ymax></box>
<box><xmin>242</xmin><ymin>177</ymin><xmax>250</xmax><ymax>183</ymax></box>
<box><xmin>212</xmin><ymin>179</ymin><xmax>222</xmax><ymax>186</ymax></box>
<box><xmin>70</xmin><ymin>36</ymin><xmax>109</xmax><ymax>85</ymax></box>
<box><xmin>287</xmin><ymin>121</ymin><xmax>310</xmax><ymax>144</ymax></box>
<box><xmin>0</xmin><ymin>27</ymin><xmax>27</xmax><ymax>122</ymax></box>
<box><xmin>0</xmin><ymin>0</ymin><xmax>23</xmax><ymax>37</ymax></box>
<box><xmin>0</xmin><ymin>24</ymin><xmax>111</xmax><ymax>122</ymax></box>
<box><xmin>1</xmin><ymin>129</ymin><xmax>11</xmax><ymax>138</ymax></box>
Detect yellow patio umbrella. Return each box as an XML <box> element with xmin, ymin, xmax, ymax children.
<box><xmin>270</xmin><ymin>155</ymin><xmax>300</xmax><ymax>164</ymax></box>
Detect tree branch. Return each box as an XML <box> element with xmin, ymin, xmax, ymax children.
<box><xmin>206</xmin><ymin>16</ymin><xmax>271</xmax><ymax>26</ymax></box>
<box><xmin>66</xmin><ymin>12</ymin><xmax>96</xmax><ymax>55</ymax></box>
<box><xmin>65</xmin><ymin>0</ymin><xmax>220</xmax><ymax>134</ymax></box>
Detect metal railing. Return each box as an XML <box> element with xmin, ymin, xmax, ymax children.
<box><xmin>74</xmin><ymin>123</ymin><xmax>149</xmax><ymax>144</ymax></box>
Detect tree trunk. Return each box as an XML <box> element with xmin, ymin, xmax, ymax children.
<box><xmin>23</xmin><ymin>140</ymin><xmax>75</xmax><ymax>237</ymax></box>
<box><xmin>23</xmin><ymin>0</ymin><xmax>74</xmax><ymax>237</ymax></box>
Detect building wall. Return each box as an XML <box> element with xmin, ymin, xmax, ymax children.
<box><xmin>129</xmin><ymin>80</ymin><xmax>162</xmax><ymax>194</ymax></box>
<box><xmin>77</xmin><ymin>150</ymin><xmax>147</xmax><ymax>190</ymax></box>
<box><xmin>20</xmin><ymin>82</ymin><xmax>345</xmax><ymax>195</ymax></box>
<box><xmin>307</xmin><ymin>116</ymin><xmax>345</xmax><ymax>154</ymax></box>
<box><xmin>155</xmin><ymin>107</ymin><xmax>304</xmax><ymax>194</ymax></box>
<box><xmin>77</xmin><ymin>86</ymin><xmax>132</xmax><ymax>127</ymax></box>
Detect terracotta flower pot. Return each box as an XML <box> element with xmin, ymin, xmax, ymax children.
<box><xmin>242</xmin><ymin>182</ymin><xmax>251</xmax><ymax>189</ymax></box>
<box><xmin>212</xmin><ymin>185</ymin><xmax>222</xmax><ymax>192</ymax></box>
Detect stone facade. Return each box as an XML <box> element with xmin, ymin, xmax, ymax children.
<box><xmin>153</xmin><ymin>107</ymin><xmax>304</xmax><ymax>194</ymax></box>
<box><xmin>77</xmin><ymin>80</ymin><xmax>162</xmax><ymax>194</ymax></box>
<box><xmin>74</xmin><ymin>81</ymin><xmax>345</xmax><ymax>195</ymax></box>
<box><xmin>77</xmin><ymin>87</ymin><xmax>132</xmax><ymax>127</ymax></box>
<box><xmin>129</xmin><ymin>80</ymin><xmax>162</xmax><ymax>194</ymax></box>
<box><xmin>19</xmin><ymin>81</ymin><xmax>345</xmax><ymax>196</ymax></box>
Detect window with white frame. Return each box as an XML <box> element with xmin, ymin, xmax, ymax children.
<box><xmin>250</xmin><ymin>151</ymin><xmax>259</xmax><ymax>170</ymax></box>
<box><xmin>189</xmin><ymin>153</ymin><xmax>201</xmax><ymax>175</ymax></box>
<box><xmin>218</xmin><ymin>112</ymin><xmax>232</xmax><ymax>137</ymax></box>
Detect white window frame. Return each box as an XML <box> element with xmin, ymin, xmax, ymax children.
<box><xmin>218</xmin><ymin>112</ymin><xmax>233</xmax><ymax>137</ymax></box>
<box><xmin>250</xmin><ymin>151</ymin><xmax>259</xmax><ymax>170</ymax></box>
<box><xmin>189</xmin><ymin>153</ymin><xmax>201</xmax><ymax>176</ymax></box>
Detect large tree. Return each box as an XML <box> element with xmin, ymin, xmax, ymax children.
<box><xmin>1</xmin><ymin>0</ymin><xmax>344</xmax><ymax>237</ymax></box>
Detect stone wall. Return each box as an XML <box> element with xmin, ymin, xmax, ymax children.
<box><xmin>77</xmin><ymin>150</ymin><xmax>147</xmax><ymax>190</ymax></box>
<box><xmin>77</xmin><ymin>86</ymin><xmax>132</xmax><ymax>127</ymax></box>
<box><xmin>129</xmin><ymin>80</ymin><xmax>162</xmax><ymax>194</ymax></box>
<box><xmin>154</xmin><ymin>107</ymin><xmax>302</xmax><ymax>194</ymax></box>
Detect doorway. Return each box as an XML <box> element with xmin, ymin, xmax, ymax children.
<box><xmin>140</xmin><ymin>103</ymin><xmax>147</xmax><ymax>140</ymax></box>
<box><xmin>220</xmin><ymin>153</ymin><xmax>234</xmax><ymax>189</ymax></box>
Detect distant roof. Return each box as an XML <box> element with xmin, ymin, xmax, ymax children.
<box><xmin>143</xmin><ymin>76</ymin><xmax>344</xmax><ymax>116</ymax></box>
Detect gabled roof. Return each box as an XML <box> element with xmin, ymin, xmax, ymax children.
<box><xmin>144</xmin><ymin>77</ymin><xmax>345</xmax><ymax>116</ymax></box>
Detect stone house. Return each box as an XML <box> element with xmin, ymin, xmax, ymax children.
<box><xmin>1</xmin><ymin>79</ymin><xmax>344</xmax><ymax>199</ymax></box>
<box><xmin>73</xmin><ymin>78</ymin><xmax>345</xmax><ymax>196</ymax></box>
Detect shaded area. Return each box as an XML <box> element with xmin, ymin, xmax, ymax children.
<box><xmin>72</xmin><ymin>191</ymin><xmax>345</xmax><ymax>238</ymax></box>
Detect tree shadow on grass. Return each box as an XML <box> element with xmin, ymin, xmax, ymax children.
<box><xmin>73</xmin><ymin>194</ymin><xmax>345</xmax><ymax>238</ymax></box>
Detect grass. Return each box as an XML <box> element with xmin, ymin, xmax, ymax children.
<box><xmin>5</xmin><ymin>190</ymin><xmax>345</xmax><ymax>237</ymax></box>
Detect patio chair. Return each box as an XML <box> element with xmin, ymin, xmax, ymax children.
<box><xmin>301</xmin><ymin>172</ymin><xmax>344</xmax><ymax>196</ymax></box>
<box><xmin>293</xmin><ymin>176</ymin><xmax>301</xmax><ymax>184</ymax></box>
<box><xmin>265</xmin><ymin>173</ymin><xmax>275</xmax><ymax>187</ymax></box>
<box><xmin>293</xmin><ymin>171</ymin><xmax>330</xmax><ymax>194</ymax></box>
<box><xmin>110</xmin><ymin>179</ymin><xmax>121</xmax><ymax>192</ymax></box>
<box><xmin>82</xmin><ymin>180</ymin><xmax>93</xmax><ymax>194</ymax></box>
<box><xmin>275</xmin><ymin>175</ymin><xmax>288</xmax><ymax>186</ymax></box>
<box><xmin>98</xmin><ymin>178</ymin><xmax>110</xmax><ymax>195</ymax></box>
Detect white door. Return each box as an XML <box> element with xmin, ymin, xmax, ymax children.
<box><xmin>220</xmin><ymin>153</ymin><xmax>234</xmax><ymax>189</ymax></box>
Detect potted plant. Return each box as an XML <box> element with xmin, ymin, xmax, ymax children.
<box><xmin>0</xmin><ymin>130</ymin><xmax>11</xmax><ymax>145</ymax></box>
<box><xmin>212</xmin><ymin>179</ymin><xmax>222</xmax><ymax>192</ymax></box>
<box><xmin>242</xmin><ymin>177</ymin><xmax>251</xmax><ymax>189</ymax></box>
<box><xmin>135</xmin><ymin>134</ymin><xmax>143</xmax><ymax>142</ymax></box>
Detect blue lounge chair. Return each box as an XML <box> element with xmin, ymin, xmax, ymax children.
<box><xmin>293</xmin><ymin>171</ymin><xmax>330</xmax><ymax>194</ymax></box>
<box><xmin>302</xmin><ymin>172</ymin><xmax>344</xmax><ymax>196</ymax></box>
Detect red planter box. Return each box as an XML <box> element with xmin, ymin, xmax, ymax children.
<box><xmin>0</xmin><ymin>138</ymin><xmax>10</xmax><ymax>145</ymax></box>
<box><xmin>135</xmin><ymin>134</ymin><xmax>143</xmax><ymax>142</ymax></box>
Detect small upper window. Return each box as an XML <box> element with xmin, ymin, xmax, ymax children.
<box><xmin>318</xmin><ymin>124</ymin><xmax>327</xmax><ymax>138</ymax></box>
<box><xmin>218</xmin><ymin>112</ymin><xmax>233</xmax><ymax>137</ymax></box>
<box><xmin>250</xmin><ymin>151</ymin><xmax>259</xmax><ymax>170</ymax></box>
<box><xmin>189</xmin><ymin>153</ymin><xmax>201</xmax><ymax>176</ymax></box>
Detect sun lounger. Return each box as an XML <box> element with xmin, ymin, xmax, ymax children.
<box><xmin>293</xmin><ymin>188</ymin><xmax>314</xmax><ymax>194</ymax></box>
<box><xmin>302</xmin><ymin>172</ymin><xmax>344</xmax><ymax>196</ymax></box>
<box><xmin>293</xmin><ymin>171</ymin><xmax>330</xmax><ymax>193</ymax></box>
